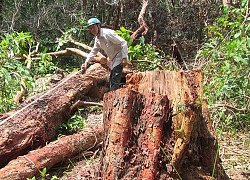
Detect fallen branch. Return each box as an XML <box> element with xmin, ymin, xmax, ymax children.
<box><xmin>16</xmin><ymin>46</ymin><xmax>107</xmax><ymax>65</ymax></box>
<box><xmin>131</xmin><ymin>0</ymin><xmax>149</xmax><ymax>39</ymax></box>
<box><xmin>70</xmin><ymin>100</ymin><xmax>103</xmax><ymax>113</ymax></box>
<box><xmin>0</xmin><ymin>126</ymin><xmax>104</xmax><ymax>180</ymax></box>
<box><xmin>68</xmin><ymin>36</ymin><xmax>106</xmax><ymax>60</ymax></box>
<box><xmin>46</xmin><ymin>48</ymin><xmax>107</xmax><ymax>63</ymax></box>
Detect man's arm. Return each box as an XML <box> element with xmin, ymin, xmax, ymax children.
<box><xmin>82</xmin><ymin>38</ymin><xmax>101</xmax><ymax>70</ymax></box>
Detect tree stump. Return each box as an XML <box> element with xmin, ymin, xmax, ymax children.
<box><xmin>101</xmin><ymin>69</ymin><xmax>229</xmax><ymax>179</ymax></box>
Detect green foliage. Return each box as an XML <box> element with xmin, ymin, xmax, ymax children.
<box><xmin>116</xmin><ymin>27</ymin><xmax>133</xmax><ymax>47</ymax></box>
<box><xmin>197</xmin><ymin>1</ymin><xmax>250</xmax><ymax>131</ymax></box>
<box><xmin>116</xmin><ymin>27</ymin><xmax>164</xmax><ymax>71</ymax></box>
<box><xmin>0</xmin><ymin>32</ymin><xmax>35</xmax><ymax>112</ymax></box>
<box><xmin>59</xmin><ymin>108</ymin><xmax>87</xmax><ymax>134</ymax></box>
<box><xmin>31</xmin><ymin>54</ymin><xmax>56</xmax><ymax>76</ymax></box>
<box><xmin>26</xmin><ymin>167</ymin><xmax>60</xmax><ymax>180</ymax></box>
<box><xmin>1</xmin><ymin>31</ymin><xmax>34</xmax><ymax>56</ymax></box>
<box><xmin>39</xmin><ymin>168</ymin><xmax>47</xmax><ymax>180</ymax></box>
<box><xmin>88</xmin><ymin>105</ymin><xmax>102</xmax><ymax>113</ymax></box>
<box><xmin>0</xmin><ymin>32</ymin><xmax>58</xmax><ymax>113</ymax></box>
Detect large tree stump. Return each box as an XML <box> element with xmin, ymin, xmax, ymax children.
<box><xmin>101</xmin><ymin>69</ymin><xmax>229</xmax><ymax>179</ymax></box>
<box><xmin>102</xmin><ymin>89</ymin><xmax>170</xmax><ymax>179</ymax></box>
<box><xmin>0</xmin><ymin>63</ymin><xmax>109</xmax><ymax>168</ymax></box>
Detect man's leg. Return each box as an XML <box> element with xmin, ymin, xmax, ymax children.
<box><xmin>110</xmin><ymin>64</ymin><xmax>123</xmax><ymax>91</ymax></box>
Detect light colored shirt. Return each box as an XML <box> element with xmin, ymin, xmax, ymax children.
<box><xmin>85</xmin><ymin>28</ymin><xmax>128</xmax><ymax>70</ymax></box>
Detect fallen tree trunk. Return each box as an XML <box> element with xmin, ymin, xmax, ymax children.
<box><xmin>100</xmin><ymin>69</ymin><xmax>229</xmax><ymax>179</ymax></box>
<box><xmin>0</xmin><ymin>63</ymin><xmax>109</xmax><ymax>168</ymax></box>
<box><xmin>0</xmin><ymin>126</ymin><xmax>104</xmax><ymax>180</ymax></box>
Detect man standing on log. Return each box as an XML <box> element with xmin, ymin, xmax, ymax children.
<box><xmin>81</xmin><ymin>17</ymin><xmax>128</xmax><ymax>91</ymax></box>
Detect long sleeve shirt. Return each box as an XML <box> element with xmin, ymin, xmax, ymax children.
<box><xmin>85</xmin><ymin>28</ymin><xmax>128</xmax><ymax>70</ymax></box>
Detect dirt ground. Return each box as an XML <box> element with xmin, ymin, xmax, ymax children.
<box><xmin>44</xmin><ymin>110</ymin><xmax>250</xmax><ymax>180</ymax></box>
<box><xmin>218</xmin><ymin>132</ymin><xmax>250</xmax><ymax>180</ymax></box>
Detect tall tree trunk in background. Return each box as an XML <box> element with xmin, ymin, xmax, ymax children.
<box><xmin>100</xmin><ymin>69</ymin><xmax>229</xmax><ymax>179</ymax></box>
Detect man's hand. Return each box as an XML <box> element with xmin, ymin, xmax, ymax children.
<box><xmin>122</xmin><ymin>58</ymin><xmax>128</xmax><ymax>66</ymax></box>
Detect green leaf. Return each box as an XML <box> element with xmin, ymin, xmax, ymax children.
<box><xmin>234</xmin><ymin>31</ymin><xmax>241</xmax><ymax>38</ymax></box>
<box><xmin>247</xmin><ymin>38</ymin><xmax>250</xmax><ymax>47</ymax></box>
<box><xmin>224</xmin><ymin>61</ymin><xmax>230</xmax><ymax>68</ymax></box>
<box><xmin>205</xmin><ymin>43</ymin><xmax>215</xmax><ymax>48</ymax></box>
<box><xmin>1</xmin><ymin>68</ymin><xmax>11</xmax><ymax>81</ymax></box>
<box><xmin>241</xmin><ymin>0</ymin><xmax>247</xmax><ymax>7</ymax></box>
<box><xmin>240</xmin><ymin>58</ymin><xmax>248</xmax><ymax>65</ymax></box>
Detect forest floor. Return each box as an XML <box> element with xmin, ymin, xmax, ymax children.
<box><xmin>217</xmin><ymin>131</ymin><xmax>250</xmax><ymax>180</ymax></box>
<box><xmin>45</xmin><ymin>109</ymin><xmax>250</xmax><ymax>180</ymax></box>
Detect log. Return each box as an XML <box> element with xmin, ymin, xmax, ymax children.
<box><xmin>0</xmin><ymin>126</ymin><xmax>104</xmax><ymax>180</ymax></box>
<box><xmin>100</xmin><ymin>70</ymin><xmax>229</xmax><ymax>179</ymax></box>
<box><xmin>0</xmin><ymin>63</ymin><xmax>109</xmax><ymax>168</ymax></box>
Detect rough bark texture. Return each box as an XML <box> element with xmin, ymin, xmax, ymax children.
<box><xmin>102</xmin><ymin>88</ymin><xmax>169</xmax><ymax>179</ymax></box>
<box><xmin>0</xmin><ymin>63</ymin><xmax>109</xmax><ymax>168</ymax></box>
<box><xmin>0</xmin><ymin>126</ymin><xmax>104</xmax><ymax>180</ymax></box>
<box><xmin>100</xmin><ymin>69</ymin><xmax>229</xmax><ymax>179</ymax></box>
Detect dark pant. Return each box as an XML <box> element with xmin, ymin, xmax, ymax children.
<box><xmin>110</xmin><ymin>63</ymin><xmax>123</xmax><ymax>91</ymax></box>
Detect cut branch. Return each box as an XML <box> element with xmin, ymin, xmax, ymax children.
<box><xmin>68</xmin><ymin>36</ymin><xmax>92</xmax><ymax>51</ymax></box>
<box><xmin>70</xmin><ymin>100</ymin><xmax>103</xmax><ymax>114</ymax></box>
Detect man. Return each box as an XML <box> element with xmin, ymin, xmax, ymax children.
<box><xmin>81</xmin><ymin>17</ymin><xmax>128</xmax><ymax>91</ymax></box>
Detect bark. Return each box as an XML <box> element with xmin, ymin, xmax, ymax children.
<box><xmin>0</xmin><ymin>126</ymin><xmax>104</xmax><ymax>180</ymax></box>
<box><xmin>102</xmin><ymin>88</ymin><xmax>169</xmax><ymax>179</ymax></box>
<box><xmin>0</xmin><ymin>63</ymin><xmax>109</xmax><ymax>168</ymax></box>
<box><xmin>100</xmin><ymin>69</ymin><xmax>229</xmax><ymax>179</ymax></box>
